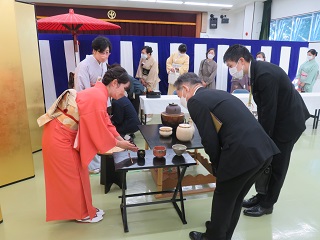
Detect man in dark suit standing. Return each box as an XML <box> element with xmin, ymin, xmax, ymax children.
<box><xmin>223</xmin><ymin>45</ymin><xmax>310</xmax><ymax>218</ymax></box>
<box><xmin>174</xmin><ymin>73</ymin><xmax>280</xmax><ymax>240</ymax></box>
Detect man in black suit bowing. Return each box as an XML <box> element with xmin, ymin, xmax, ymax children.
<box><xmin>174</xmin><ymin>73</ymin><xmax>280</xmax><ymax>240</ymax></box>
<box><xmin>223</xmin><ymin>45</ymin><xmax>309</xmax><ymax>218</ymax></box>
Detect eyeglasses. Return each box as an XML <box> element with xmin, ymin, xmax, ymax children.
<box><xmin>98</xmin><ymin>50</ymin><xmax>111</xmax><ymax>55</ymax></box>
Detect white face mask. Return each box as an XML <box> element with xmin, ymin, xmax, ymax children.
<box><xmin>229</xmin><ymin>61</ymin><xmax>244</xmax><ymax>79</ymax></box>
<box><xmin>307</xmin><ymin>55</ymin><xmax>313</xmax><ymax>61</ymax></box>
<box><xmin>180</xmin><ymin>88</ymin><xmax>188</xmax><ymax>109</ymax></box>
<box><xmin>207</xmin><ymin>53</ymin><xmax>214</xmax><ymax>59</ymax></box>
<box><xmin>179</xmin><ymin>52</ymin><xmax>185</xmax><ymax>57</ymax></box>
<box><xmin>141</xmin><ymin>53</ymin><xmax>147</xmax><ymax>59</ymax></box>
<box><xmin>256</xmin><ymin>57</ymin><xmax>264</xmax><ymax>61</ymax></box>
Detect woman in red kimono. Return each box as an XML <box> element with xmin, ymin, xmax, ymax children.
<box><xmin>40</xmin><ymin>66</ymin><xmax>138</xmax><ymax>223</ymax></box>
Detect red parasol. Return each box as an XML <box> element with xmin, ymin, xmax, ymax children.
<box><xmin>37</xmin><ymin>9</ymin><xmax>121</xmax><ymax>53</ymax></box>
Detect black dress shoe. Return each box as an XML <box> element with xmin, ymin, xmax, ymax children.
<box><xmin>243</xmin><ymin>204</ymin><xmax>273</xmax><ymax>217</ymax></box>
<box><xmin>242</xmin><ymin>195</ymin><xmax>260</xmax><ymax>208</ymax></box>
<box><xmin>189</xmin><ymin>231</ymin><xmax>208</xmax><ymax>240</ymax></box>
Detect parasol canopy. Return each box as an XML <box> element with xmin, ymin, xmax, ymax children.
<box><xmin>37</xmin><ymin>9</ymin><xmax>120</xmax><ymax>65</ymax></box>
<box><xmin>37</xmin><ymin>8</ymin><xmax>121</xmax><ymax>33</ymax></box>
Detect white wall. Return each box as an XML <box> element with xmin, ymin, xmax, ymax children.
<box><xmin>271</xmin><ymin>0</ymin><xmax>320</xmax><ymax>19</ymax></box>
<box><xmin>251</xmin><ymin>1</ymin><xmax>264</xmax><ymax>39</ymax></box>
<box><xmin>242</xmin><ymin>3</ymin><xmax>255</xmax><ymax>40</ymax></box>
<box><xmin>201</xmin><ymin>11</ymin><xmax>244</xmax><ymax>39</ymax></box>
<box><xmin>200</xmin><ymin>0</ymin><xmax>320</xmax><ymax>39</ymax></box>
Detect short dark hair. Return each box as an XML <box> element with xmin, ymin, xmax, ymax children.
<box><xmin>256</xmin><ymin>51</ymin><xmax>266</xmax><ymax>59</ymax></box>
<box><xmin>92</xmin><ymin>36</ymin><xmax>112</xmax><ymax>53</ymax></box>
<box><xmin>142</xmin><ymin>46</ymin><xmax>153</xmax><ymax>54</ymax></box>
<box><xmin>107</xmin><ymin>63</ymin><xmax>121</xmax><ymax>69</ymax></box>
<box><xmin>174</xmin><ymin>72</ymin><xmax>202</xmax><ymax>90</ymax></box>
<box><xmin>206</xmin><ymin>48</ymin><xmax>215</xmax><ymax>58</ymax></box>
<box><xmin>178</xmin><ymin>44</ymin><xmax>187</xmax><ymax>53</ymax></box>
<box><xmin>223</xmin><ymin>44</ymin><xmax>253</xmax><ymax>63</ymax></box>
<box><xmin>102</xmin><ymin>66</ymin><xmax>129</xmax><ymax>86</ymax></box>
<box><xmin>308</xmin><ymin>49</ymin><xmax>318</xmax><ymax>56</ymax></box>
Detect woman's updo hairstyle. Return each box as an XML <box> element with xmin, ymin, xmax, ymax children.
<box><xmin>308</xmin><ymin>49</ymin><xmax>318</xmax><ymax>57</ymax></box>
<box><xmin>142</xmin><ymin>46</ymin><xmax>153</xmax><ymax>54</ymax></box>
<box><xmin>102</xmin><ymin>66</ymin><xmax>130</xmax><ymax>86</ymax></box>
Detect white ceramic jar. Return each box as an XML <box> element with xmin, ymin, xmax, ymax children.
<box><xmin>188</xmin><ymin>118</ymin><xmax>195</xmax><ymax>136</ymax></box>
<box><xmin>176</xmin><ymin>123</ymin><xmax>193</xmax><ymax>142</ymax></box>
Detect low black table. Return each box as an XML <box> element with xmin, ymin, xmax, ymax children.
<box><xmin>138</xmin><ymin>124</ymin><xmax>215</xmax><ymax>196</ymax></box>
<box><xmin>138</xmin><ymin>124</ymin><xmax>203</xmax><ymax>150</ymax></box>
<box><xmin>113</xmin><ymin>149</ymin><xmax>197</xmax><ymax>232</ymax></box>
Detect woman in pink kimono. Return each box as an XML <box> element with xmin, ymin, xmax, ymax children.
<box><xmin>39</xmin><ymin>66</ymin><xmax>138</xmax><ymax>223</ymax></box>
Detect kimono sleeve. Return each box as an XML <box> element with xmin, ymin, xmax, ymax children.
<box><xmin>166</xmin><ymin>54</ymin><xmax>174</xmax><ymax>73</ymax></box>
<box><xmin>208</xmin><ymin>61</ymin><xmax>217</xmax><ymax>84</ymax></box>
<box><xmin>77</xmin><ymin>110</ymin><xmax>120</xmax><ymax>167</ymax></box>
<box><xmin>146</xmin><ymin>60</ymin><xmax>160</xmax><ymax>84</ymax></box>
<box><xmin>180</xmin><ymin>55</ymin><xmax>190</xmax><ymax>74</ymax></box>
<box><xmin>198</xmin><ymin>60</ymin><xmax>204</xmax><ymax>80</ymax></box>
<box><xmin>75</xmin><ymin>65</ymin><xmax>91</xmax><ymax>91</ymax></box>
<box><xmin>136</xmin><ymin>58</ymin><xmax>143</xmax><ymax>79</ymax></box>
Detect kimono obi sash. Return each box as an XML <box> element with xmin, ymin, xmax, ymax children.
<box><xmin>142</xmin><ymin>67</ymin><xmax>150</xmax><ymax>76</ymax></box>
<box><xmin>37</xmin><ymin>89</ymin><xmax>79</xmax><ymax>131</ymax></box>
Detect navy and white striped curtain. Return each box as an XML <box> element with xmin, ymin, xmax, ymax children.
<box><xmin>38</xmin><ymin>34</ymin><xmax>309</xmax><ymax>110</ymax></box>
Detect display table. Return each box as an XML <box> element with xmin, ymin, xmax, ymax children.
<box><xmin>138</xmin><ymin>124</ymin><xmax>216</xmax><ymax>197</ymax></box>
<box><xmin>139</xmin><ymin>95</ymin><xmax>188</xmax><ymax>124</ymax></box>
<box><xmin>232</xmin><ymin>92</ymin><xmax>320</xmax><ymax>129</ymax></box>
<box><xmin>299</xmin><ymin>93</ymin><xmax>320</xmax><ymax>129</ymax></box>
<box><xmin>113</xmin><ymin>149</ymin><xmax>196</xmax><ymax>232</ymax></box>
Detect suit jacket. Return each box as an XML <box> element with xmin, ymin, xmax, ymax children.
<box><xmin>250</xmin><ymin>60</ymin><xmax>310</xmax><ymax>142</ymax></box>
<box><xmin>188</xmin><ymin>88</ymin><xmax>280</xmax><ymax>182</ymax></box>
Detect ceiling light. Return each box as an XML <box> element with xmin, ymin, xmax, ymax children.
<box><xmin>208</xmin><ymin>3</ymin><xmax>233</xmax><ymax>7</ymax></box>
<box><xmin>184</xmin><ymin>2</ymin><xmax>207</xmax><ymax>6</ymax></box>
<box><xmin>184</xmin><ymin>2</ymin><xmax>233</xmax><ymax>8</ymax></box>
<box><xmin>157</xmin><ymin>0</ymin><xmax>183</xmax><ymax>4</ymax></box>
<box><xmin>128</xmin><ymin>0</ymin><xmax>156</xmax><ymax>2</ymax></box>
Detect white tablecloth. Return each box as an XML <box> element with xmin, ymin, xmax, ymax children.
<box><xmin>232</xmin><ymin>93</ymin><xmax>257</xmax><ymax>111</ymax></box>
<box><xmin>140</xmin><ymin>93</ymin><xmax>320</xmax><ymax>115</ymax></box>
<box><xmin>232</xmin><ymin>92</ymin><xmax>320</xmax><ymax>114</ymax></box>
<box><xmin>298</xmin><ymin>92</ymin><xmax>320</xmax><ymax>114</ymax></box>
<box><xmin>140</xmin><ymin>95</ymin><xmax>189</xmax><ymax>114</ymax></box>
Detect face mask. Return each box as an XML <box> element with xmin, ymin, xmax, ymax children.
<box><xmin>307</xmin><ymin>55</ymin><xmax>313</xmax><ymax>61</ymax></box>
<box><xmin>141</xmin><ymin>53</ymin><xmax>147</xmax><ymax>59</ymax></box>
<box><xmin>256</xmin><ymin>57</ymin><xmax>264</xmax><ymax>61</ymax></box>
<box><xmin>180</xmin><ymin>88</ymin><xmax>188</xmax><ymax>108</ymax></box>
<box><xmin>179</xmin><ymin>52</ymin><xmax>185</xmax><ymax>57</ymax></box>
<box><xmin>208</xmin><ymin>53</ymin><xmax>214</xmax><ymax>59</ymax></box>
<box><xmin>229</xmin><ymin>61</ymin><xmax>244</xmax><ymax>79</ymax></box>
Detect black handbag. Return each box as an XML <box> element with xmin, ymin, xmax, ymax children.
<box><xmin>255</xmin><ymin>165</ymin><xmax>272</xmax><ymax>195</ymax></box>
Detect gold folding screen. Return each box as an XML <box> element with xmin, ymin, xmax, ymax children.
<box><xmin>15</xmin><ymin>1</ymin><xmax>44</xmax><ymax>152</ymax></box>
<box><xmin>0</xmin><ymin>0</ymin><xmax>43</xmax><ymax>186</ymax></box>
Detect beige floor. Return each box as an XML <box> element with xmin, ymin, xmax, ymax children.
<box><xmin>0</xmin><ymin>116</ymin><xmax>319</xmax><ymax>240</ymax></box>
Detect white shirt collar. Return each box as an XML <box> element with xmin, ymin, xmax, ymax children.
<box><xmin>248</xmin><ymin>61</ymin><xmax>252</xmax><ymax>79</ymax></box>
<box><xmin>193</xmin><ymin>85</ymin><xmax>203</xmax><ymax>95</ymax></box>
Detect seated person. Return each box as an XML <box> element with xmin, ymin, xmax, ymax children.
<box><xmin>230</xmin><ymin>74</ymin><xmax>250</xmax><ymax>93</ymax></box>
<box><xmin>111</xmin><ymin>96</ymin><xmax>141</xmax><ymax>139</ymax></box>
<box><xmin>108</xmin><ymin>63</ymin><xmax>145</xmax><ymax>114</ymax></box>
<box><xmin>127</xmin><ymin>75</ymin><xmax>146</xmax><ymax>114</ymax></box>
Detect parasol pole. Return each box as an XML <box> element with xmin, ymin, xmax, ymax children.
<box><xmin>63</xmin><ymin>23</ymin><xmax>82</xmax><ymax>67</ymax></box>
<box><xmin>72</xmin><ymin>31</ymin><xmax>79</xmax><ymax>67</ymax></box>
